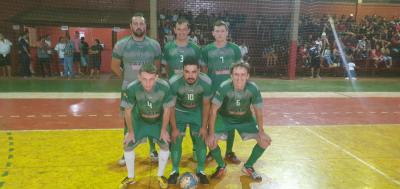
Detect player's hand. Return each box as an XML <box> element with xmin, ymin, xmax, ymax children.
<box><xmin>160</xmin><ymin>129</ymin><xmax>171</xmax><ymax>143</ymax></box>
<box><xmin>124</xmin><ymin>132</ymin><xmax>135</xmax><ymax>145</ymax></box>
<box><xmin>171</xmin><ymin>128</ymin><xmax>180</xmax><ymax>143</ymax></box>
<box><xmin>207</xmin><ymin>133</ymin><xmax>216</xmax><ymax>147</ymax></box>
<box><xmin>199</xmin><ymin>127</ymin><xmax>208</xmax><ymax>141</ymax></box>
<box><xmin>258</xmin><ymin>131</ymin><xmax>271</xmax><ymax>145</ymax></box>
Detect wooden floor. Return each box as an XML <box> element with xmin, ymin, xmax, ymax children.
<box><xmin>0</xmin><ymin>93</ymin><xmax>400</xmax><ymax>189</ymax></box>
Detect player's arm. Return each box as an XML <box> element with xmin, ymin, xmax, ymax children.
<box><xmin>207</xmin><ymin>102</ymin><xmax>220</xmax><ymax>147</ymax></box>
<box><xmin>254</xmin><ymin>106</ymin><xmax>271</xmax><ymax>146</ymax></box>
<box><xmin>154</xmin><ymin>59</ymin><xmax>162</xmax><ymax>76</ymax></box>
<box><xmin>253</xmin><ymin>107</ymin><xmax>265</xmax><ymax>134</ymax></box>
<box><xmin>160</xmin><ymin>106</ymin><xmax>171</xmax><ymax>143</ymax></box>
<box><xmin>169</xmin><ymin>105</ymin><xmax>179</xmax><ymax>143</ymax></box>
<box><xmin>124</xmin><ymin>106</ymin><xmax>135</xmax><ymax>144</ymax></box>
<box><xmin>111</xmin><ymin>58</ymin><xmax>122</xmax><ymax>79</ymax></box>
<box><xmin>164</xmin><ymin>64</ymin><xmax>170</xmax><ymax>79</ymax></box>
<box><xmin>199</xmin><ymin>98</ymin><xmax>210</xmax><ymax>140</ymax></box>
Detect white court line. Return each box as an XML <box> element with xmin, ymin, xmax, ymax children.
<box><xmin>305</xmin><ymin>127</ymin><xmax>400</xmax><ymax>186</ymax></box>
<box><xmin>2</xmin><ymin>92</ymin><xmax>400</xmax><ymax>99</ymax></box>
<box><xmin>2</xmin><ymin>124</ymin><xmax>399</xmax><ymax>132</ymax></box>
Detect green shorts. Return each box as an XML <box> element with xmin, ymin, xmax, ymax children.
<box><xmin>175</xmin><ymin>108</ymin><xmax>202</xmax><ymax>136</ymax></box>
<box><xmin>123</xmin><ymin>112</ymin><xmax>167</xmax><ymax>151</ymax></box>
<box><xmin>214</xmin><ymin>114</ymin><xmax>259</xmax><ymax>141</ymax></box>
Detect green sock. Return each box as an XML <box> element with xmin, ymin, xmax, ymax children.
<box><xmin>190</xmin><ymin>129</ymin><xmax>196</xmax><ymax>152</ymax></box>
<box><xmin>244</xmin><ymin>144</ymin><xmax>266</xmax><ymax>168</ymax></box>
<box><xmin>148</xmin><ymin>137</ymin><xmax>156</xmax><ymax>152</ymax></box>
<box><xmin>193</xmin><ymin>135</ymin><xmax>206</xmax><ymax>173</ymax></box>
<box><xmin>170</xmin><ymin>136</ymin><xmax>183</xmax><ymax>173</ymax></box>
<box><xmin>226</xmin><ymin>130</ymin><xmax>235</xmax><ymax>154</ymax></box>
<box><xmin>210</xmin><ymin>146</ymin><xmax>225</xmax><ymax>167</ymax></box>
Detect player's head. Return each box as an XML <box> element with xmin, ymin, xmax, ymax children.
<box><xmin>130</xmin><ymin>12</ymin><xmax>146</xmax><ymax>38</ymax></box>
<box><xmin>212</xmin><ymin>20</ymin><xmax>229</xmax><ymax>43</ymax></box>
<box><xmin>230</xmin><ymin>61</ymin><xmax>250</xmax><ymax>91</ymax></box>
<box><xmin>138</xmin><ymin>64</ymin><xmax>158</xmax><ymax>92</ymax></box>
<box><xmin>174</xmin><ymin>18</ymin><xmax>190</xmax><ymax>41</ymax></box>
<box><xmin>183</xmin><ymin>57</ymin><xmax>200</xmax><ymax>85</ymax></box>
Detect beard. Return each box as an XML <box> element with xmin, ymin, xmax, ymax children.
<box><xmin>133</xmin><ymin>28</ymin><xmax>145</xmax><ymax>37</ymax></box>
<box><xmin>186</xmin><ymin>78</ymin><xmax>196</xmax><ymax>84</ymax></box>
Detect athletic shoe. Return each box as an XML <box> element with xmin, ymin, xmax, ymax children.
<box><xmin>150</xmin><ymin>150</ymin><xmax>158</xmax><ymax>162</ymax></box>
<box><xmin>158</xmin><ymin>176</ymin><xmax>168</xmax><ymax>189</ymax></box>
<box><xmin>192</xmin><ymin>150</ymin><xmax>197</xmax><ymax>162</ymax></box>
<box><xmin>196</xmin><ymin>171</ymin><xmax>209</xmax><ymax>184</ymax></box>
<box><xmin>119</xmin><ymin>177</ymin><xmax>135</xmax><ymax>189</ymax></box>
<box><xmin>211</xmin><ymin>166</ymin><xmax>226</xmax><ymax>179</ymax></box>
<box><xmin>242</xmin><ymin>166</ymin><xmax>262</xmax><ymax>182</ymax></box>
<box><xmin>225</xmin><ymin>152</ymin><xmax>241</xmax><ymax>164</ymax></box>
<box><xmin>206</xmin><ymin>152</ymin><xmax>213</xmax><ymax>162</ymax></box>
<box><xmin>168</xmin><ymin>171</ymin><xmax>179</xmax><ymax>184</ymax></box>
<box><xmin>118</xmin><ymin>155</ymin><xmax>126</xmax><ymax>166</ymax></box>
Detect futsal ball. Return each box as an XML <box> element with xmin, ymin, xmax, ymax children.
<box><xmin>178</xmin><ymin>172</ymin><xmax>199</xmax><ymax>189</ymax></box>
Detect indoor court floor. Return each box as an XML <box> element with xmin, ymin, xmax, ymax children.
<box><xmin>0</xmin><ymin>90</ymin><xmax>399</xmax><ymax>189</ymax></box>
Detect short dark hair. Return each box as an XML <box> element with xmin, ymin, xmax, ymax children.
<box><xmin>131</xmin><ymin>12</ymin><xmax>145</xmax><ymax>22</ymax></box>
<box><xmin>183</xmin><ymin>57</ymin><xmax>199</xmax><ymax>68</ymax></box>
<box><xmin>139</xmin><ymin>63</ymin><xmax>157</xmax><ymax>74</ymax></box>
<box><xmin>214</xmin><ymin>20</ymin><xmax>229</xmax><ymax>31</ymax></box>
<box><xmin>175</xmin><ymin>18</ymin><xmax>190</xmax><ymax>28</ymax></box>
<box><xmin>230</xmin><ymin>61</ymin><xmax>250</xmax><ymax>74</ymax></box>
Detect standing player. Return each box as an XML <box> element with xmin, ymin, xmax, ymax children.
<box><xmin>167</xmin><ymin>59</ymin><xmax>211</xmax><ymax>185</ymax></box>
<box><xmin>207</xmin><ymin>62</ymin><xmax>271</xmax><ymax>181</ymax></box>
<box><xmin>162</xmin><ymin>18</ymin><xmax>203</xmax><ymax>161</ymax></box>
<box><xmin>119</xmin><ymin>64</ymin><xmax>173</xmax><ymax>189</ymax></box>
<box><xmin>162</xmin><ymin>18</ymin><xmax>203</xmax><ymax>78</ymax></box>
<box><xmin>202</xmin><ymin>20</ymin><xmax>242</xmax><ymax>163</ymax></box>
<box><xmin>111</xmin><ymin>13</ymin><xmax>161</xmax><ymax>166</ymax></box>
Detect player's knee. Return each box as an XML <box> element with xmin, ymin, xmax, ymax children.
<box><xmin>159</xmin><ymin>143</ymin><xmax>169</xmax><ymax>151</ymax></box>
<box><xmin>258</xmin><ymin>138</ymin><xmax>271</xmax><ymax>149</ymax></box>
<box><xmin>208</xmin><ymin>142</ymin><xmax>217</xmax><ymax>150</ymax></box>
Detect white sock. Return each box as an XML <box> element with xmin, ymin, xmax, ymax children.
<box><xmin>124</xmin><ymin>151</ymin><xmax>135</xmax><ymax>178</ymax></box>
<box><xmin>157</xmin><ymin>149</ymin><xmax>170</xmax><ymax>177</ymax></box>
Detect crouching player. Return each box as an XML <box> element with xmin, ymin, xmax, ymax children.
<box><xmin>119</xmin><ymin>64</ymin><xmax>173</xmax><ymax>189</ymax></box>
<box><xmin>207</xmin><ymin>62</ymin><xmax>272</xmax><ymax>181</ymax></box>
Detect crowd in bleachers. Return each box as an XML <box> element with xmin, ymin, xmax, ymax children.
<box><xmin>2</xmin><ymin>8</ymin><xmax>400</xmax><ymax>79</ymax></box>
<box><xmin>297</xmin><ymin>14</ymin><xmax>400</xmax><ymax>72</ymax></box>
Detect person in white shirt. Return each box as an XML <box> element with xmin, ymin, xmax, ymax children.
<box><xmin>345</xmin><ymin>50</ymin><xmax>357</xmax><ymax>80</ymax></box>
<box><xmin>54</xmin><ymin>36</ymin><xmax>66</xmax><ymax>77</ymax></box>
<box><xmin>0</xmin><ymin>33</ymin><xmax>13</xmax><ymax>77</ymax></box>
<box><xmin>239</xmin><ymin>41</ymin><xmax>249</xmax><ymax>61</ymax></box>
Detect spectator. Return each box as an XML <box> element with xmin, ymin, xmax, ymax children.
<box><xmin>89</xmin><ymin>39</ymin><xmax>103</xmax><ymax>79</ymax></box>
<box><xmin>80</xmin><ymin>37</ymin><xmax>89</xmax><ymax>75</ymax></box>
<box><xmin>37</xmin><ymin>37</ymin><xmax>52</xmax><ymax>77</ymax></box>
<box><xmin>0</xmin><ymin>33</ymin><xmax>13</xmax><ymax>77</ymax></box>
<box><xmin>239</xmin><ymin>41</ymin><xmax>249</xmax><ymax>61</ymax></box>
<box><xmin>63</xmin><ymin>35</ymin><xmax>75</xmax><ymax>79</ymax></box>
<box><xmin>18</xmin><ymin>32</ymin><xmax>31</xmax><ymax>78</ymax></box>
<box><xmin>54</xmin><ymin>36</ymin><xmax>66</xmax><ymax>77</ymax></box>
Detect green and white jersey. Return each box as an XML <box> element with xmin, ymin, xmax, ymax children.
<box><xmin>202</xmin><ymin>42</ymin><xmax>242</xmax><ymax>92</ymax></box>
<box><xmin>162</xmin><ymin>41</ymin><xmax>203</xmax><ymax>78</ymax></box>
<box><xmin>169</xmin><ymin>72</ymin><xmax>212</xmax><ymax>112</ymax></box>
<box><xmin>112</xmin><ymin>36</ymin><xmax>161</xmax><ymax>89</ymax></box>
<box><xmin>212</xmin><ymin>79</ymin><xmax>263</xmax><ymax>124</ymax></box>
<box><xmin>122</xmin><ymin>79</ymin><xmax>174</xmax><ymax>123</ymax></box>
